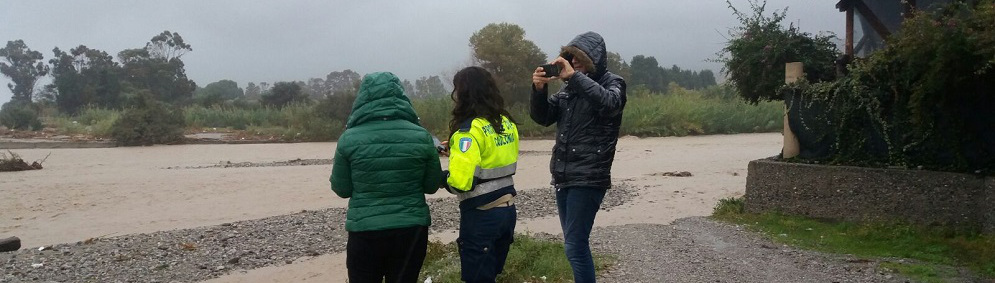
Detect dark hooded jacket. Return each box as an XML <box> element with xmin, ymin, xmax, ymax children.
<box><xmin>330</xmin><ymin>72</ymin><xmax>441</xmax><ymax>232</ymax></box>
<box><xmin>530</xmin><ymin>32</ymin><xmax>627</xmax><ymax>189</ymax></box>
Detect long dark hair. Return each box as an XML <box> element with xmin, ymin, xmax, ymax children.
<box><xmin>449</xmin><ymin>66</ymin><xmax>516</xmax><ymax>138</ymax></box>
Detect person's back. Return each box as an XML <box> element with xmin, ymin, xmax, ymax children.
<box><xmin>443</xmin><ymin>66</ymin><xmax>520</xmax><ymax>283</ymax></box>
<box><xmin>331</xmin><ymin>72</ymin><xmax>441</xmax><ymax>283</ymax></box>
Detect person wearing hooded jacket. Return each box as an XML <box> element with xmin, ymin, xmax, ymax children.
<box><xmin>530</xmin><ymin>31</ymin><xmax>627</xmax><ymax>283</ymax></box>
<box><xmin>330</xmin><ymin>72</ymin><xmax>442</xmax><ymax>283</ymax></box>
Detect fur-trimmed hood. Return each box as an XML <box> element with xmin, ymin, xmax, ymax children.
<box><xmin>560</xmin><ymin>31</ymin><xmax>608</xmax><ymax>80</ymax></box>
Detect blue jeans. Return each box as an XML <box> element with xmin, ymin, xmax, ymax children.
<box><xmin>458</xmin><ymin>204</ymin><xmax>517</xmax><ymax>283</ymax></box>
<box><xmin>556</xmin><ymin>186</ymin><xmax>607</xmax><ymax>283</ymax></box>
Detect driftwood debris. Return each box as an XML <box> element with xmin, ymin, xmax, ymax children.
<box><xmin>0</xmin><ymin>151</ymin><xmax>48</xmax><ymax>172</ymax></box>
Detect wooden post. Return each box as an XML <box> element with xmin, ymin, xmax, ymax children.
<box><xmin>782</xmin><ymin>62</ymin><xmax>803</xmax><ymax>159</ymax></box>
<box><xmin>846</xmin><ymin>6</ymin><xmax>854</xmax><ymax>56</ymax></box>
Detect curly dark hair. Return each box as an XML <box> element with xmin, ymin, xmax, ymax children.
<box><xmin>448</xmin><ymin>66</ymin><xmax>516</xmax><ymax>138</ymax></box>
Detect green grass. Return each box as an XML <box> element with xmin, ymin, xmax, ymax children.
<box><xmin>42</xmin><ymin>85</ymin><xmax>783</xmax><ymax>142</ymax></box>
<box><xmin>620</xmin><ymin>87</ymin><xmax>782</xmax><ymax>137</ymax></box>
<box><xmin>49</xmin><ymin>106</ymin><xmax>121</xmax><ymax>137</ymax></box>
<box><xmin>419</xmin><ymin>233</ymin><xmax>615</xmax><ymax>283</ymax></box>
<box><xmin>879</xmin><ymin>262</ymin><xmax>961</xmax><ymax>283</ymax></box>
<box><xmin>711</xmin><ymin>198</ymin><xmax>995</xmax><ymax>282</ymax></box>
<box><xmin>413</xmin><ymin>85</ymin><xmax>782</xmax><ymax>140</ymax></box>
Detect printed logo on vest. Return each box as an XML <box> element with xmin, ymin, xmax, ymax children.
<box><xmin>458</xmin><ymin>137</ymin><xmax>472</xmax><ymax>153</ymax></box>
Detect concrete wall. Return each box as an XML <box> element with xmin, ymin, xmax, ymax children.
<box><xmin>745</xmin><ymin>159</ymin><xmax>992</xmax><ymax>233</ymax></box>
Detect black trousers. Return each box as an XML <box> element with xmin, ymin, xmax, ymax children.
<box><xmin>346</xmin><ymin>225</ymin><xmax>429</xmax><ymax>283</ymax></box>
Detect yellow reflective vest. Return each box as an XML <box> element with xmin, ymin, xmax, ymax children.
<box><xmin>447</xmin><ymin>115</ymin><xmax>519</xmax><ymax>201</ymax></box>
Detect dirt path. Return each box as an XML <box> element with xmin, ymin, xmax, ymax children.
<box><xmin>593</xmin><ymin>218</ymin><xmax>912</xmax><ymax>283</ymax></box>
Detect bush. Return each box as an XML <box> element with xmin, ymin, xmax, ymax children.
<box><xmin>0</xmin><ymin>101</ymin><xmax>42</xmax><ymax>130</ymax></box>
<box><xmin>719</xmin><ymin>0</ymin><xmax>840</xmax><ymax>104</ymax></box>
<box><xmin>261</xmin><ymin>82</ymin><xmax>309</xmax><ymax>108</ymax></box>
<box><xmin>311</xmin><ymin>94</ymin><xmax>356</xmax><ymax>122</ymax></box>
<box><xmin>786</xmin><ymin>1</ymin><xmax>995</xmax><ymax>174</ymax></box>
<box><xmin>110</xmin><ymin>96</ymin><xmax>186</xmax><ymax>146</ymax></box>
<box><xmin>51</xmin><ymin>107</ymin><xmax>120</xmax><ymax>137</ymax></box>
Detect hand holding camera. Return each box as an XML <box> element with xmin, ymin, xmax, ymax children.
<box><xmin>532</xmin><ymin>55</ymin><xmax>576</xmax><ymax>88</ymax></box>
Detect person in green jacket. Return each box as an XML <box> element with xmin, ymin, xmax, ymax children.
<box><xmin>330</xmin><ymin>72</ymin><xmax>442</xmax><ymax>283</ymax></box>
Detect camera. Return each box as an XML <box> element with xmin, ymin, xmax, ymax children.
<box><xmin>540</xmin><ymin>64</ymin><xmax>561</xmax><ymax>77</ymax></box>
<box><xmin>432</xmin><ymin>135</ymin><xmax>446</xmax><ymax>153</ymax></box>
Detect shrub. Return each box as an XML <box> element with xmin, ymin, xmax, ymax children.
<box><xmin>718</xmin><ymin>0</ymin><xmax>841</xmax><ymax>104</ymax></box>
<box><xmin>785</xmin><ymin>1</ymin><xmax>995</xmax><ymax>174</ymax></box>
<box><xmin>110</xmin><ymin>96</ymin><xmax>186</xmax><ymax>146</ymax></box>
<box><xmin>0</xmin><ymin>101</ymin><xmax>42</xmax><ymax>130</ymax></box>
<box><xmin>261</xmin><ymin>82</ymin><xmax>309</xmax><ymax>108</ymax></box>
<box><xmin>51</xmin><ymin>106</ymin><xmax>120</xmax><ymax>137</ymax></box>
<box><xmin>311</xmin><ymin>94</ymin><xmax>356</xmax><ymax>122</ymax></box>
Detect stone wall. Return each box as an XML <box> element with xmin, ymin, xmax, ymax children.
<box><xmin>745</xmin><ymin>159</ymin><xmax>993</xmax><ymax>233</ymax></box>
<box><xmin>986</xmin><ymin>177</ymin><xmax>995</xmax><ymax>234</ymax></box>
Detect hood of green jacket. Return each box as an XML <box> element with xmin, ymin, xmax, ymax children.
<box><xmin>346</xmin><ymin>72</ymin><xmax>418</xmax><ymax>128</ymax></box>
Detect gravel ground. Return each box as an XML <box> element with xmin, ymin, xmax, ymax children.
<box><xmin>6</xmin><ymin>184</ymin><xmax>967</xmax><ymax>283</ymax></box>
<box><xmin>591</xmin><ymin>217</ymin><xmax>970</xmax><ymax>283</ymax></box>
<box><xmin>0</xmin><ymin>184</ymin><xmax>636</xmax><ymax>282</ymax></box>
<box><xmin>167</xmin><ymin>158</ymin><xmax>333</xmax><ymax>169</ymax></box>
<box><xmin>427</xmin><ymin>182</ymin><xmax>639</xmax><ymax>232</ymax></box>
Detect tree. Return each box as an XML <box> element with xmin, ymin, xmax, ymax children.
<box><xmin>630</xmin><ymin>55</ymin><xmax>664</xmax><ymax>93</ymax></box>
<box><xmin>325</xmin><ymin>69</ymin><xmax>360</xmax><ymax>96</ymax></box>
<box><xmin>628</xmin><ymin>55</ymin><xmax>717</xmax><ymax>93</ymax></box>
<box><xmin>119</xmin><ymin>31</ymin><xmax>197</xmax><ymax>104</ymax></box>
<box><xmin>34</xmin><ymin>84</ymin><xmax>57</xmax><ymax>104</ymax></box>
<box><xmin>414</xmin><ymin>75</ymin><xmax>447</xmax><ymax>98</ymax></box>
<box><xmin>146</xmin><ymin>31</ymin><xmax>191</xmax><ymax>61</ymax></box>
<box><xmin>193</xmin><ymin>79</ymin><xmax>243</xmax><ymax>106</ymax></box>
<box><xmin>401</xmin><ymin>79</ymin><xmax>415</xmax><ymax>97</ymax></box>
<box><xmin>245</xmin><ymin>82</ymin><xmax>262</xmax><ymax>101</ymax></box>
<box><xmin>259</xmin><ymin>82</ymin><xmax>270</xmax><ymax>93</ymax></box>
<box><xmin>469</xmin><ymin>23</ymin><xmax>546</xmax><ymax>105</ymax></box>
<box><xmin>304</xmin><ymin>77</ymin><xmax>329</xmax><ymax>99</ymax></box>
<box><xmin>261</xmin><ymin>81</ymin><xmax>308</xmax><ymax>107</ymax></box>
<box><xmin>698</xmin><ymin>70</ymin><xmax>717</xmax><ymax>88</ymax></box>
<box><xmin>606</xmin><ymin>52</ymin><xmax>632</xmax><ymax>81</ymax></box>
<box><xmin>0</xmin><ymin>40</ymin><xmax>50</xmax><ymax>103</ymax></box>
<box><xmin>49</xmin><ymin>45</ymin><xmax>124</xmax><ymax>114</ymax></box>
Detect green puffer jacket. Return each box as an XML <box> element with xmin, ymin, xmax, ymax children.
<box><xmin>330</xmin><ymin>72</ymin><xmax>441</xmax><ymax>232</ymax></box>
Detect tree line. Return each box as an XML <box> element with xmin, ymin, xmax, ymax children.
<box><xmin>3</xmin><ymin>24</ymin><xmax>716</xmax><ymax>113</ymax></box>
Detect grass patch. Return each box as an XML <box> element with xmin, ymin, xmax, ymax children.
<box><xmin>711</xmin><ymin>198</ymin><xmax>995</xmax><ymax>281</ymax></box>
<box><xmin>413</xmin><ymin>85</ymin><xmax>783</xmax><ymax>140</ymax></box>
<box><xmin>50</xmin><ymin>107</ymin><xmax>120</xmax><ymax>137</ymax></box>
<box><xmin>419</xmin><ymin>233</ymin><xmax>615</xmax><ymax>283</ymax></box>
<box><xmin>879</xmin><ymin>262</ymin><xmax>960</xmax><ymax>283</ymax></box>
<box><xmin>620</xmin><ymin>87</ymin><xmax>782</xmax><ymax>137</ymax></box>
<box><xmin>38</xmin><ymin>85</ymin><xmax>782</xmax><ymax>142</ymax></box>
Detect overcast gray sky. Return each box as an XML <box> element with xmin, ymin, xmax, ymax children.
<box><xmin>0</xmin><ymin>0</ymin><xmax>844</xmax><ymax>105</ymax></box>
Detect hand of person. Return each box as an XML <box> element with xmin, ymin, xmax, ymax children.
<box><xmin>532</xmin><ymin>66</ymin><xmax>552</xmax><ymax>89</ymax></box>
<box><xmin>438</xmin><ymin>141</ymin><xmax>449</xmax><ymax>157</ymax></box>
<box><xmin>554</xmin><ymin>57</ymin><xmax>576</xmax><ymax>80</ymax></box>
